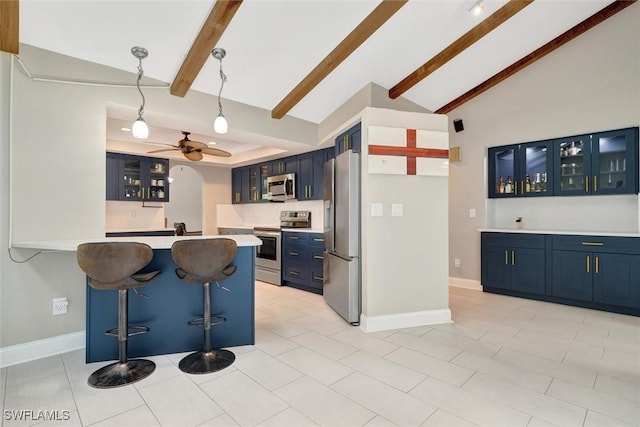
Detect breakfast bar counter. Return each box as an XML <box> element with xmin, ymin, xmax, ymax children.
<box><xmin>13</xmin><ymin>235</ymin><xmax>261</xmax><ymax>362</ymax></box>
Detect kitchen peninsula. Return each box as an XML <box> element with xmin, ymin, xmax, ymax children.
<box><xmin>13</xmin><ymin>235</ymin><xmax>261</xmax><ymax>362</ymax></box>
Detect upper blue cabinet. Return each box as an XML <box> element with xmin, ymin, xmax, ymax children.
<box><xmin>488</xmin><ymin>127</ymin><xmax>638</xmax><ymax>199</ymax></box>
<box><xmin>488</xmin><ymin>140</ymin><xmax>554</xmax><ymax>198</ymax></box>
<box><xmin>554</xmin><ymin>127</ymin><xmax>638</xmax><ymax>196</ymax></box>
<box><xmin>335</xmin><ymin>123</ymin><xmax>361</xmax><ymax>155</ymax></box>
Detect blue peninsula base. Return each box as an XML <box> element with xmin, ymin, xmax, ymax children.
<box><xmin>86</xmin><ymin>246</ymin><xmax>255</xmax><ymax>363</ymax></box>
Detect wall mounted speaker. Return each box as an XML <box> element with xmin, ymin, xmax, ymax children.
<box><xmin>453</xmin><ymin>119</ymin><xmax>464</xmax><ymax>133</ymax></box>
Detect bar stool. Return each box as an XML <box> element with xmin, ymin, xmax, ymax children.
<box><xmin>171</xmin><ymin>238</ymin><xmax>237</xmax><ymax>374</ymax></box>
<box><xmin>77</xmin><ymin>242</ymin><xmax>160</xmax><ymax>388</ymax></box>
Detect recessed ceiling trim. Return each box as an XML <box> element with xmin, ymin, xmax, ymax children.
<box><xmin>0</xmin><ymin>0</ymin><xmax>19</xmax><ymax>54</ymax></box>
<box><xmin>169</xmin><ymin>0</ymin><xmax>243</xmax><ymax>97</ymax></box>
<box><xmin>435</xmin><ymin>0</ymin><xmax>636</xmax><ymax>114</ymax></box>
<box><xmin>389</xmin><ymin>0</ymin><xmax>533</xmax><ymax>100</ymax></box>
<box><xmin>271</xmin><ymin>0</ymin><xmax>408</xmax><ymax>119</ymax></box>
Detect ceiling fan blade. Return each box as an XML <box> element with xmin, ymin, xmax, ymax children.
<box><xmin>184</xmin><ymin>151</ymin><xmax>203</xmax><ymax>161</ymax></box>
<box><xmin>201</xmin><ymin>147</ymin><xmax>232</xmax><ymax>157</ymax></box>
<box><xmin>148</xmin><ymin>148</ymin><xmax>179</xmax><ymax>153</ymax></box>
<box><xmin>183</xmin><ymin>140</ymin><xmax>207</xmax><ymax>150</ymax></box>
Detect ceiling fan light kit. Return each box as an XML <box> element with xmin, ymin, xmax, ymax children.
<box><xmin>470</xmin><ymin>0</ymin><xmax>484</xmax><ymax>17</ymax></box>
<box><xmin>147</xmin><ymin>131</ymin><xmax>231</xmax><ymax>161</ymax></box>
<box><xmin>131</xmin><ymin>46</ymin><xmax>149</xmax><ymax>139</ymax></box>
<box><xmin>212</xmin><ymin>47</ymin><xmax>228</xmax><ymax>134</ymax></box>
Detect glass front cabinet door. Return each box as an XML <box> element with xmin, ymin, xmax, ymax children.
<box><xmin>488</xmin><ymin>141</ymin><xmax>553</xmax><ymax>198</ymax></box>
<box><xmin>554</xmin><ymin>127</ymin><xmax>638</xmax><ymax>196</ymax></box>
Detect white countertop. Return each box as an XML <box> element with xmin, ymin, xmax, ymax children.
<box><xmin>479</xmin><ymin>228</ymin><xmax>640</xmax><ymax>238</ymax></box>
<box><xmin>12</xmin><ymin>234</ymin><xmax>262</xmax><ymax>252</ymax></box>
<box><xmin>106</xmin><ymin>228</ymin><xmax>176</xmax><ymax>233</ymax></box>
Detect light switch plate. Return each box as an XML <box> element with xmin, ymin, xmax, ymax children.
<box><xmin>371</xmin><ymin>203</ymin><xmax>383</xmax><ymax>217</ymax></box>
<box><xmin>391</xmin><ymin>203</ymin><xmax>403</xmax><ymax>217</ymax></box>
<box><xmin>469</xmin><ymin>208</ymin><xmax>476</xmax><ymax>218</ymax></box>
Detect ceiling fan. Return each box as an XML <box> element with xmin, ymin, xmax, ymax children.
<box><xmin>148</xmin><ymin>131</ymin><xmax>231</xmax><ymax>161</ymax></box>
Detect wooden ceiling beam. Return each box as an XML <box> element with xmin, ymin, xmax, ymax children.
<box><xmin>170</xmin><ymin>0</ymin><xmax>243</xmax><ymax>97</ymax></box>
<box><xmin>271</xmin><ymin>0</ymin><xmax>408</xmax><ymax>119</ymax></box>
<box><xmin>1</xmin><ymin>0</ymin><xmax>19</xmax><ymax>54</ymax></box>
<box><xmin>435</xmin><ymin>0</ymin><xmax>636</xmax><ymax>114</ymax></box>
<box><xmin>389</xmin><ymin>0</ymin><xmax>533</xmax><ymax>100</ymax></box>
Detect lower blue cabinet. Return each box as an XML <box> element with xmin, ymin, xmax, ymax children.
<box><xmin>481</xmin><ymin>233</ymin><xmax>546</xmax><ymax>295</ymax></box>
<box><xmin>482</xmin><ymin>232</ymin><xmax>640</xmax><ymax>315</ymax></box>
<box><xmin>282</xmin><ymin>232</ymin><xmax>324</xmax><ymax>294</ymax></box>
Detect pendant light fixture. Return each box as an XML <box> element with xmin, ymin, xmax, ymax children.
<box><xmin>212</xmin><ymin>47</ymin><xmax>228</xmax><ymax>134</ymax></box>
<box><xmin>131</xmin><ymin>46</ymin><xmax>149</xmax><ymax>139</ymax></box>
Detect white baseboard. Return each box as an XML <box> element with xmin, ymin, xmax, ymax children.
<box><xmin>359</xmin><ymin>309</ymin><xmax>452</xmax><ymax>333</ymax></box>
<box><xmin>449</xmin><ymin>277</ymin><xmax>482</xmax><ymax>291</ymax></box>
<box><xmin>0</xmin><ymin>331</ymin><xmax>85</xmax><ymax>368</ymax></box>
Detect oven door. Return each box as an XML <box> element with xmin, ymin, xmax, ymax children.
<box><xmin>254</xmin><ymin>232</ymin><xmax>281</xmax><ymax>270</ymax></box>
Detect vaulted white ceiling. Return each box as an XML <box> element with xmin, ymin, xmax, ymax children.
<box><xmin>17</xmin><ymin>0</ymin><xmax>616</xmax><ymax>162</ymax></box>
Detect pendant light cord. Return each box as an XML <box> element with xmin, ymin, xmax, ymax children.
<box><xmin>136</xmin><ymin>58</ymin><xmax>146</xmax><ymax>119</ymax></box>
<box><xmin>217</xmin><ymin>61</ymin><xmax>227</xmax><ymax>114</ymax></box>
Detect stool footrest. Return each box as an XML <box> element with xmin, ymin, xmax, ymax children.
<box><xmin>105</xmin><ymin>325</ymin><xmax>150</xmax><ymax>337</ymax></box>
<box><xmin>187</xmin><ymin>316</ymin><xmax>226</xmax><ymax>328</ymax></box>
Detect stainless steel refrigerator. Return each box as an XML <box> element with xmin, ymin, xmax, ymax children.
<box><xmin>323</xmin><ymin>150</ymin><xmax>360</xmax><ymax>324</ymax></box>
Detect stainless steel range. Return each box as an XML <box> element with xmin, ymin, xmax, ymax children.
<box><xmin>253</xmin><ymin>211</ymin><xmax>312</xmax><ymax>286</ymax></box>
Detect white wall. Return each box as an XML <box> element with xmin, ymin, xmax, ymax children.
<box><xmin>447</xmin><ymin>4</ymin><xmax>640</xmax><ymax>282</ymax></box>
<box><xmin>164</xmin><ymin>164</ymin><xmax>203</xmax><ymax>232</ymax></box>
<box><xmin>360</xmin><ymin>108</ymin><xmax>450</xmax><ymax>331</ymax></box>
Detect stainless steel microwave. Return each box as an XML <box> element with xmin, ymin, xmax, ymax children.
<box><xmin>266</xmin><ymin>173</ymin><xmax>296</xmax><ymax>201</ymax></box>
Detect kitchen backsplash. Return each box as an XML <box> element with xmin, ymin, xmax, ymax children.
<box><xmin>106</xmin><ymin>201</ymin><xmax>166</xmax><ymax>230</ymax></box>
<box><xmin>217</xmin><ymin>200</ymin><xmax>324</xmax><ymax>229</ymax></box>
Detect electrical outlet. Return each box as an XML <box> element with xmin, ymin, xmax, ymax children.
<box><xmin>52</xmin><ymin>297</ymin><xmax>68</xmax><ymax>315</ymax></box>
<box><xmin>454</xmin><ymin>258</ymin><xmax>461</xmax><ymax>268</ymax></box>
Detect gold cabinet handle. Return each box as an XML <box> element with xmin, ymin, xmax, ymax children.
<box><xmin>581</xmin><ymin>242</ymin><xmax>604</xmax><ymax>246</ymax></box>
<box><xmin>345</xmin><ymin>134</ymin><xmax>350</xmax><ymax>151</ymax></box>
<box><xmin>520</xmin><ymin>181</ymin><xmax>524</xmax><ymax>195</ymax></box>
<box><xmin>289</xmin><ymin>236</ymin><xmax>299</xmax><ymax>240</ymax></box>
<box><xmin>586</xmin><ymin>255</ymin><xmax>590</xmax><ymax>273</ymax></box>
<box><xmin>505</xmin><ymin>250</ymin><xmax>508</xmax><ymax>265</ymax></box>
<box><xmin>313</xmin><ymin>255</ymin><xmax>324</xmax><ymax>260</ymax></box>
<box><xmin>313</xmin><ymin>238</ymin><xmax>324</xmax><ymax>242</ymax></box>
<box><xmin>290</xmin><ymin>271</ymin><xmax>300</xmax><ymax>276</ymax></box>
<box><xmin>289</xmin><ymin>251</ymin><xmax>299</xmax><ymax>256</ymax></box>
<box><xmin>593</xmin><ymin>175</ymin><xmax>597</xmax><ymax>192</ymax></box>
<box><xmin>595</xmin><ymin>256</ymin><xmax>599</xmax><ymax>274</ymax></box>
<box><xmin>312</xmin><ymin>275</ymin><xmax>324</xmax><ymax>281</ymax></box>
<box><xmin>511</xmin><ymin>250</ymin><xmax>515</xmax><ymax>265</ymax></box>
<box><xmin>585</xmin><ymin>176</ymin><xmax>589</xmax><ymax>192</ymax></box>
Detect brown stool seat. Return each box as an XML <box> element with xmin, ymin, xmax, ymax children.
<box><xmin>171</xmin><ymin>238</ymin><xmax>237</xmax><ymax>374</ymax></box>
<box><xmin>77</xmin><ymin>242</ymin><xmax>160</xmax><ymax>388</ymax></box>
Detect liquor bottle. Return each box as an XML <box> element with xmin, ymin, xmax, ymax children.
<box><xmin>525</xmin><ymin>175</ymin><xmax>532</xmax><ymax>193</ymax></box>
<box><xmin>505</xmin><ymin>176</ymin><xmax>513</xmax><ymax>193</ymax></box>
<box><xmin>498</xmin><ymin>176</ymin><xmax>505</xmax><ymax>193</ymax></box>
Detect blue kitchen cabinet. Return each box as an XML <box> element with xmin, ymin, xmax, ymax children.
<box><xmin>551</xmin><ymin>235</ymin><xmax>640</xmax><ymax>309</ymax></box>
<box><xmin>554</xmin><ymin>127</ymin><xmax>638</xmax><ymax>196</ymax></box>
<box><xmin>488</xmin><ymin>140</ymin><xmax>553</xmax><ymax>198</ymax></box>
<box><xmin>106</xmin><ymin>152</ymin><xmax>169</xmax><ymax>202</ymax></box>
<box><xmin>336</xmin><ymin>123</ymin><xmax>361</xmax><ymax>155</ymax></box>
<box><xmin>297</xmin><ymin>149</ymin><xmax>325</xmax><ymax>201</ymax></box>
<box><xmin>282</xmin><ymin>232</ymin><xmax>324</xmax><ymax>294</ymax></box>
<box><xmin>270</xmin><ymin>156</ymin><xmax>298</xmax><ymax>175</ymax></box>
<box><xmin>481</xmin><ymin>232</ymin><xmax>546</xmax><ymax>295</ymax></box>
<box><xmin>106</xmin><ymin>152</ymin><xmax>120</xmax><ymax>200</ymax></box>
<box><xmin>231</xmin><ymin>166</ymin><xmax>253</xmax><ymax>204</ymax></box>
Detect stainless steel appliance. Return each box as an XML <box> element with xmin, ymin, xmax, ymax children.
<box><xmin>266</xmin><ymin>173</ymin><xmax>296</xmax><ymax>202</ymax></box>
<box><xmin>254</xmin><ymin>227</ymin><xmax>281</xmax><ymax>285</ymax></box>
<box><xmin>253</xmin><ymin>211</ymin><xmax>312</xmax><ymax>286</ymax></box>
<box><xmin>280</xmin><ymin>210</ymin><xmax>311</xmax><ymax>228</ymax></box>
<box><xmin>323</xmin><ymin>150</ymin><xmax>360</xmax><ymax>324</ymax></box>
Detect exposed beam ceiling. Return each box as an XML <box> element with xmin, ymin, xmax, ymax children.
<box><xmin>389</xmin><ymin>0</ymin><xmax>533</xmax><ymax>100</ymax></box>
<box><xmin>0</xmin><ymin>0</ymin><xmax>19</xmax><ymax>54</ymax></box>
<box><xmin>271</xmin><ymin>0</ymin><xmax>408</xmax><ymax>119</ymax></box>
<box><xmin>170</xmin><ymin>0</ymin><xmax>243</xmax><ymax>97</ymax></box>
<box><xmin>435</xmin><ymin>0</ymin><xmax>637</xmax><ymax>114</ymax></box>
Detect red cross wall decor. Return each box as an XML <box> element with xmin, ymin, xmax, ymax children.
<box><xmin>368</xmin><ymin>128</ymin><xmax>449</xmax><ymax>176</ymax></box>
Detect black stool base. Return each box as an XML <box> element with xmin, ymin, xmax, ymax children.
<box><xmin>88</xmin><ymin>359</ymin><xmax>156</xmax><ymax>388</ymax></box>
<box><xmin>178</xmin><ymin>349</ymin><xmax>235</xmax><ymax>374</ymax></box>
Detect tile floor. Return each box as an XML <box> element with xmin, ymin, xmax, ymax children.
<box><xmin>1</xmin><ymin>282</ymin><xmax>639</xmax><ymax>427</ymax></box>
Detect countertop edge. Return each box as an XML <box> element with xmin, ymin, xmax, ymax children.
<box><xmin>12</xmin><ymin>235</ymin><xmax>262</xmax><ymax>251</ymax></box>
<box><xmin>479</xmin><ymin>228</ymin><xmax>640</xmax><ymax>237</ymax></box>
